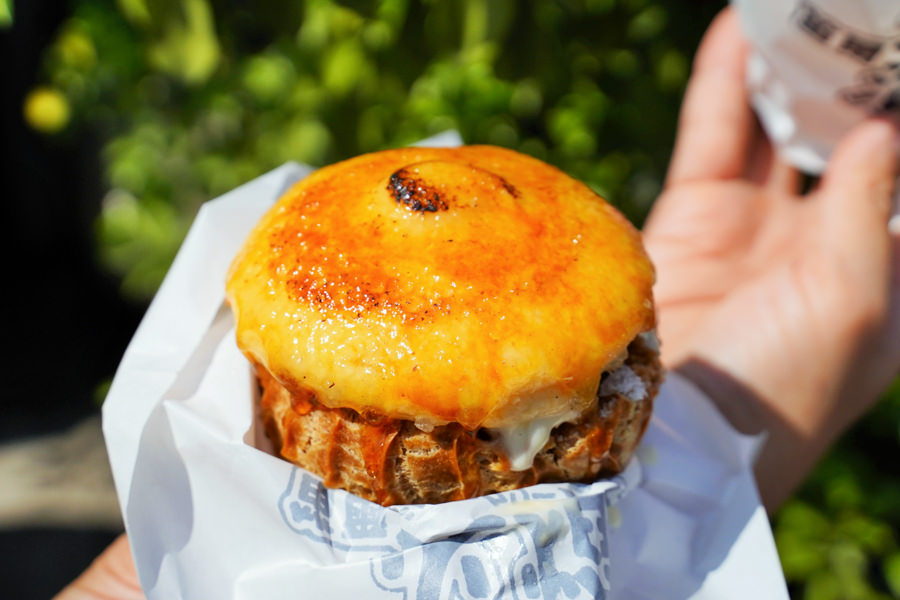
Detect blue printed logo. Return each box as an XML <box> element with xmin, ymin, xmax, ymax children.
<box><xmin>279</xmin><ymin>468</ymin><xmax>616</xmax><ymax>599</ymax></box>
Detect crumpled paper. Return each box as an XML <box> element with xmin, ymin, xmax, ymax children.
<box><xmin>732</xmin><ymin>0</ymin><xmax>900</xmax><ymax>174</ymax></box>
<box><xmin>102</xmin><ymin>138</ymin><xmax>788</xmax><ymax>599</ymax></box>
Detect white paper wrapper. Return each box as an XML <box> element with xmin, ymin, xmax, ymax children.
<box><xmin>731</xmin><ymin>0</ymin><xmax>900</xmax><ymax>174</ymax></box>
<box><xmin>103</xmin><ymin>145</ymin><xmax>789</xmax><ymax>599</ymax></box>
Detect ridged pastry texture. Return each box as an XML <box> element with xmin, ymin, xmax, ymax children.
<box><xmin>258</xmin><ymin>335</ymin><xmax>663</xmax><ymax>506</ymax></box>
<box><xmin>227</xmin><ymin>146</ymin><xmax>656</xmax><ymax>431</ymax></box>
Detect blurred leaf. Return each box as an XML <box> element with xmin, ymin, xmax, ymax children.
<box><xmin>376</xmin><ymin>0</ymin><xmax>409</xmax><ymax>28</ymax></box>
<box><xmin>462</xmin><ymin>0</ymin><xmax>488</xmax><ymax>50</ymax></box>
<box><xmin>836</xmin><ymin>514</ymin><xmax>895</xmax><ymax>555</ymax></box>
<box><xmin>776</xmin><ymin>501</ymin><xmax>831</xmax><ymax>579</ymax></box>
<box><xmin>97</xmin><ymin>190</ymin><xmax>184</xmax><ymax>299</ymax></box>
<box><xmin>655</xmin><ymin>48</ymin><xmax>687</xmax><ymax>92</ymax></box>
<box><xmin>144</xmin><ymin>0</ymin><xmax>220</xmax><ymax>84</ymax></box>
<box><xmin>256</xmin><ymin>116</ymin><xmax>331</xmax><ymax>166</ymax></box>
<box><xmin>627</xmin><ymin>5</ymin><xmax>666</xmax><ymax>41</ymax></box>
<box><xmin>826</xmin><ymin>471</ymin><xmax>865</xmax><ymax>511</ymax></box>
<box><xmin>586</xmin><ymin>0</ymin><xmax>615</xmax><ymax>12</ymax></box>
<box><xmin>116</xmin><ymin>0</ymin><xmax>151</xmax><ymax>26</ymax></box>
<box><xmin>885</xmin><ymin>552</ymin><xmax>900</xmax><ymax>597</ymax></box>
<box><xmin>804</xmin><ymin>572</ymin><xmax>842</xmax><ymax>600</ymax></box>
<box><xmin>297</xmin><ymin>0</ymin><xmax>332</xmax><ymax>49</ymax></box>
<box><xmin>93</xmin><ymin>378</ymin><xmax>112</xmax><ymax>406</ymax></box>
<box><xmin>828</xmin><ymin>541</ymin><xmax>867</xmax><ymax>584</ymax></box>
<box><xmin>56</xmin><ymin>27</ymin><xmax>98</xmax><ymax>71</ymax></box>
<box><xmin>328</xmin><ymin>4</ymin><xmax>365</xmax><ymax>36</ymax></box>
<box><xmin>0</xmin><ymin>0</ymin><xmax>11</xmax><ymax>28</ymax></box>
<box><xmin>509</xmin><ymin>79</ymin><xmax>542</xmax><ymax>118</ymax></box>
<box><xmin>362</xmin><ymin>20</ymin><xmax>393</xmax><ymax>49</ymax></box>
<box><xmin>321</xmin><ymin>38</ymin><xmax>371</xmax><ymax>96</ymax></box>
<box><xmin>241</xmin><ymin>51</ymin><xmax>296</xmax><ymax>104</ymax></box>
<box><xmin>606</xmin><ymin>49</ymin><xmax>639</xmax><ymax>77</ymax></box>
<box><xmin>287</xmin><ymin>76</ymin><xmax>326</xmax><ymax>111</ymax></box>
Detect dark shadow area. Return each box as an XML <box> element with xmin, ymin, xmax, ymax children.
<box><xmin>0</xmin><ymin>528</ymin><xmax>120</xmax><ymax>598</ymax></box>
<box><xmin>0</xmin><ymin>0</ymin><xmax>146</xmax><ymax>442</ymax></box>
<box><xmin>0</xmin><ymin>3</ymin><xmax>145</xmax><ymax>597</ymax></box>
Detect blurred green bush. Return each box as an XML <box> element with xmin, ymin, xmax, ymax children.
<box><xmin>31</xmin><ymin>0</ymin><xmax>710</xmax><ymax>299</ymax></box>
<box><xmin>27</xmin><ymin>1</ymin><xmax>900</xmax><ymax>598</ymax></box>
<box><xmin>778</xmin><ymin>378</ymin><xmax>900</xmax><ymax>600</ymax></box>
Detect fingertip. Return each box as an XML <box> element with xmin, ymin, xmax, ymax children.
<box><xmin>823</xmin><ymin>119</ymin><xmax>900</xmax><ymax>207</ymax></box>
<box><xmin>820</xmin><ymin>121</ymin><xmax>900</xmax><ymax>271</ymax></box>
<box><xmin>865</xmin><ymin>117</ymin><xmax>900</xmax><ymax>153</ymax></box>
<box><xmin>694</xmin><ymin>7</ymin><xmax>747</xmax><ymax>72</ymax></box>
<box><xmin>832</xmin><ymin>119</ymin><xmax>900</xmax><ymax>171</ymax></box>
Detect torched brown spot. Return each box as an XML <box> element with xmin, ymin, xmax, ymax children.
<box><xmin>500</xmin><ymin>178</ymin><xmax>519</xmax><ymax>198</ymax></box>
<box><xmin>388</xmin><ymin>168</ymin><xmax>449</xmax><ymax>212</ymax></box>
<box><xmin>282</xmin><ymin>261</ymin><xmax>452</xmax><ymax>324</ymax></box>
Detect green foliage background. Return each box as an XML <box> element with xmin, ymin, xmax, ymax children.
<box><xmin>25</xmin><ymin>0</ymin><xmax>900</xmax><ymax>597</ymax></box>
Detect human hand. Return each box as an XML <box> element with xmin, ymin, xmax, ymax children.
<box><xmin>644</xmin><ymin>9</ymin><xmax>900</xmax><ymax>510</ymax></box>
<box><xmin>54</xmin><ymin>534</ymin><xmax>143</xmax><ymax>600</ymax></box>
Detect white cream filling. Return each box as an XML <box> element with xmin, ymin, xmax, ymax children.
<box><xmin>489</xmin><ymin>359</ymin><xmax>650</xmax><ymax>471</ymax></box>
<box><xmin>491</xmin><ymin>409</ymin><xmax>580</xmax><ymax>471</ymax></box>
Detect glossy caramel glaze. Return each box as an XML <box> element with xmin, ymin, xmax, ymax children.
<box><xmin>226</xmin><ymin>146</ymin><xmax>655</xmax><ymax>429</ymax></box>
